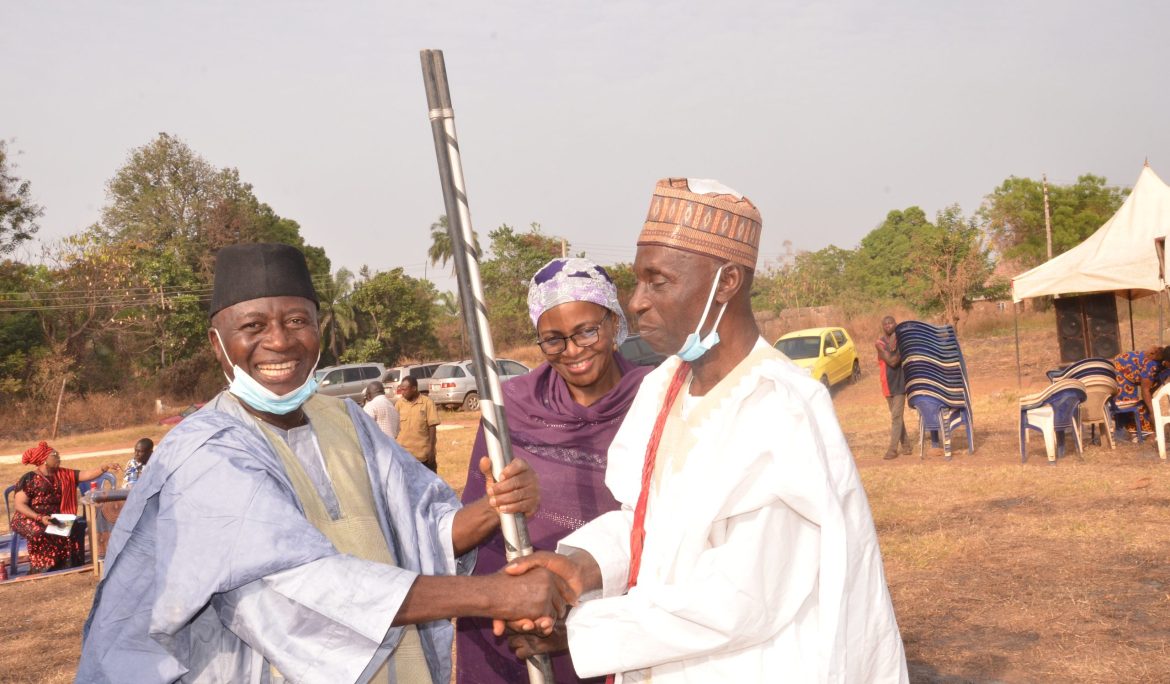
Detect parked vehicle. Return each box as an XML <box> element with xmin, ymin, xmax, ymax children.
<box><xmin>383</xmin><ymin>363</ymin><xmax>445</xmax><ymax>395</ymax></box>
<box><xmin>315</xmin><ymin>363</ymin><xmax>386</xmax><ymax>402</ymax></box>
<box><xmin>618</xmin><ymin>334</ymin><xmax>668</xmax><ymax>367</ymax></box>
<box><xmin>773</xmin><ymin>327</ymin><xmax>860</xmax><ymax>389</ymax></box>
<box><xmin>428</xmin><ymin>359</ymin><xmax>531</xmax><ymax>411</ymax></box>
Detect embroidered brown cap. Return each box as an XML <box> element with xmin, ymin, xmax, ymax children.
<box><xmin>637</xmin><ymin>178</ymin><xmax>762</xmax><ymax>269</ymax></box>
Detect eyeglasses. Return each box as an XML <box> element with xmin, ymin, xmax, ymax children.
<box><xmin>536</xmin><ymin>310</ymin><xmax>609</xmax><ymax>355</ymax></box>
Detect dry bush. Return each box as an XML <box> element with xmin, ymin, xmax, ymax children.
<box><xmin>0</xmin><ymin>390</ymin><xmax>158</xmax><ymax>442</ymax></box>
<box><xmin>497</xmin><ymin>344</ymin><xmax>546</xmax><ymax>369</ymax></box>
<box><xmin>158</xmin><ymin>354</ymin><xmax>223</xmax><ymax>400</ymax></box>
<box><xmin>844</xmin><ymin>303</ymin><xmax>918</xmax><ymax>349</ymax></box>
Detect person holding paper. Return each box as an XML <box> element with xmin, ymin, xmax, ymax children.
<box><xmin>10</xmin><ymin>441</ymin><xmax>118</xmax><ymax>572</ymax></box>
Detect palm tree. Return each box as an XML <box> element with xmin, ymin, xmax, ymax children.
<box><xmin>435</xmin><ymin>290</ymin><xmax>467</xmax><ymax>357</ymax></box>
<box><xmin>317</xmin><ymin>268</ymin><xmax>357</xmax><ymax>364</ymax></box>
<box><xmin>428</xmin><ymin>214</ymin><xmax>481</xmax><ymax>273</ymax></box>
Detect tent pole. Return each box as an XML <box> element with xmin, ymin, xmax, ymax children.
<box><xmin>1160</xmin><ymin>294</ymin><xmax>1164</xmax><ymax>346</ymax></box>
<box><xmin>1129</xmin><ymin>293</ymin><xmax>1136</xmax><ymax>349</ymax></box>
<box><xmin>1014</xmin><ymin>301</ymin><xmax>1022</xmax><ymax>389</ymax></box>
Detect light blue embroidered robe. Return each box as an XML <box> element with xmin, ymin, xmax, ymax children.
<box><xmin>77</xmin><ymin>393</ymin><xmax>473</xmax><ymax>683</ymax></box>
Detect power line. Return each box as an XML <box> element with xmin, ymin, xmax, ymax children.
<box><xmin>0</xmin><ymin>296</ymin><xmax>212</xmax><ymax>313</ymax></box>
<box><xmin>0</xmin><ymin>274</ymin><xmax>335</xmax><ymax>299</ymax></box>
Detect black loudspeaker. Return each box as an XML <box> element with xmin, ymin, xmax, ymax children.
<box><xmin>1055</xmin><ymin>298</ymin><xmax>1085</xmax><ymax>362</ymax></box>
<box><xmin>1083</xmin><ymin>293</ymin><xmax>1121</xmax><ymax>358</ymax></box>
<box><xmin>1054</xmin><ymin>294</ymin><xmax>1120</xmax><ymax>362</ymax></box>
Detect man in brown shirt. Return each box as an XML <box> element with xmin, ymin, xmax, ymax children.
<box><xmin>395</xmin><ymin>376</ymin><xmax>441</xmax><ymax>471</ymax></box>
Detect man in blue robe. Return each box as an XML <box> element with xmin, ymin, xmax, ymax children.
<box><xmin>78</xmin><ymin>243</ymin><xmax>570</xmax><ymax>683</ymax></box>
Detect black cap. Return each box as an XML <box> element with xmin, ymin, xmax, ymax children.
<box><xmin>209</xmin><ymin>243</ymin><xmax>319</xmax><ymax>318</ymax></box>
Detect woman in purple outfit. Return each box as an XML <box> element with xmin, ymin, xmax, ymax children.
<box><xmin>457</xmin><ymin>258</ymin><xmax>651</xmax><ymax>684</ymax></box>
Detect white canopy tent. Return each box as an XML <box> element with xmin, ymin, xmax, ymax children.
<box><xmin>1008</xmin><ymin>163</ymin><xmax>1170</xmax><ymax>385</ymax></box>
<box><xmin>1012</xmin><ymin>163</ymin><xmax>1170</xmax><ymax>302</ymax></box>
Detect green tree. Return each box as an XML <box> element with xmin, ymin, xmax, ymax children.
<box><xmin>318</xmin><ymin>268</ymin><xmax>357</xmax><ymax>364</ymax></box>
<box><xmin>14</xmin><ymin>133</ymin><xmax>333</xmax><ymax>399</ymax></box>
<box><xmin>100</xmin><ymin>133</ymin><xmax>234</xmax><ymax>265</ymax></box>
<box><xmin>100</xmin><ymin>132</ymin><xmax>330</xmax><ymax>278</ymax></box>
<box><xmin>602</xmin><ymin>262</ymin><xmax>637</xmax><ymax>328</ymax></box>
<box><xmin>847</xmin><ymin>207</ymin><xmax>933</xmax><ymax>302</ymax></box>
<box><xmin>480</xmin><ymin>223</ymin><xmax>563</xmax><ymax>346</ymax></box>
<box><xmin>0</xmin><ymin>260</ymin><xmax>47</xmax><ymax>395</ymax></box>
<box><xmin>99</xmin><ymin>134</ymin><xmax>329</xmax><ymax>364</ymax></box>
<box><xmin>909</xmin><ymin>205</ymin><xmax>994</xmax><ymax>326</ymax></box>
<box><xmin>0</xmin><ymin>140</ymin><xmax>43</xmax><ymax>256</ymax></box>
<box><xmin>427</xmin><ymin>214</ymin><xmax>481</xmax><ymax>274</ymax></box>
<box><xmin>346</xmin><ymin>268</ymin><xmax>438</xmax><ymax>364</ymax></box>
<box><xmin>432</xmin><ymin>290</ymin><xmax>466</xmax><ymax>358</ymax></box>
<box><xmin>754</xmin><ymin>245</ymin><xmax>856</xmax><ymax>313</ymax></box>
<box><xmin>979</xmin><ymin>173</ymin><xmax>1127</xmax><ymax>270</ymax></box>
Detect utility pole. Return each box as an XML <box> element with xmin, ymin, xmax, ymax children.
<box><xmin>561</xmin><ymin>238</ymin><xmax>567</xmax><ymax>258</ymax></box>
<box><xmin>1042</xmin><ymin>173</ymin><xmax>1053</xmax><ymax>260</ymax></box>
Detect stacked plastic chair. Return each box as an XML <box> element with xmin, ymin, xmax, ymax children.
<box><xmin>896</xmin><ymin>321</ymin><xmax>975</xmax><ymax>460</ymax></box>
<box><xmin>1019</xmin><ymin>378</ymin><xmax>1088</xmax><ymax>463</ymax></box>
<box><xmin>1046</xmin><ymin>358</ymin><xmax>1119</xmax><ymax>449</ymax></box>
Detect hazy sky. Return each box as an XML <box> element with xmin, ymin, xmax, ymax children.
<box><xmin>5</xmin><ymin>1</ymin><xmax>1168</xmax><ymax>291</ymax></box>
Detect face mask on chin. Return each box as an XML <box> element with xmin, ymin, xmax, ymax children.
<box><xmin>213</xmin><ymin>329</ymin><xmax>320</xmax><ymax>415</ymax></box>
<box><xmin>676</xmin><ymin>265</ymin><xmax>729</xmax><ymax>363</ymax></box>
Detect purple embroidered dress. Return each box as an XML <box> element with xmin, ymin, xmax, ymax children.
<box><xmin>456</xmin><ymin>356</ymin><xmax>650</xmax><ymax>684</ymax></box>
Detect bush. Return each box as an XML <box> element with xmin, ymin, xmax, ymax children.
<box><xmin>0</xmin><ymin>390</ymin><xmax>158</xmax><ymax>441</ymax></box>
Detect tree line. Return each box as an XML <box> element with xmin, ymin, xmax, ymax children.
<box><xmin>751</xmin><ymin>175</ymin><xmax>1126</xmax><ymax>324</ymax></box>
<box><xmin>0</xmin><ymin>133</ymin><xmax>1128</xmax><ymax>410</ymax></box>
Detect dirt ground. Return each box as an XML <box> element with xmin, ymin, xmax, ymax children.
<box><xmin>5</xmin><ymin>315</ymin><xmax>1170</xmax><ymax>682</ymax></box>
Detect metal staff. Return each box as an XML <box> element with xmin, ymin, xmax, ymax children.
<box><xmin>420</xmin><ymin>48</ymin><xmax>556</xmax><ymax>684</ymax></box>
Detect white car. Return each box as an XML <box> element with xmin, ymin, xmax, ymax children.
<box><xmin>428</xmin><ymin>359</ymin><xmax>530</xmax><ymax>411</ymax></box>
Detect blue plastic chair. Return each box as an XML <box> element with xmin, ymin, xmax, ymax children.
<box><xmin>898</xmin><ymin>320</ymin><xmax>976</xmax><ymax>458</ymax></box>
<box><xmin>4</xmin><ymin>484</ymin><xmax>20</xmax><ymax>578</ymax></box>
<box><xmin>1047</xmin><ymin>357</ymin><xmax>1115</xmax><ymax>383</ymax></box>
<box><xmin>907</xmin><ymin>392</ymin><xmax>973</xmax><ymax>461</ymax></box>
<box><xmin>81</xmin><ymin>472</ymin><xmax>116</xmax><ymax>495</ymax></box>
<box><xmin>1020</xmin><ymin>380</ymin><xmax>1088</xmax><ymax>463</ymax></box>
<box><xmin>1108</xmin><ymin>398</ymin><xmax>1146</xmax><ymax>443</ymax></box>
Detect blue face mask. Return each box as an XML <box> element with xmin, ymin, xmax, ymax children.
<box><xmin>213</xmin><ymin>330</ymin><xmax>320</xmax><ymax>415</ymax></box>
<box><xmin>677</xmin><ymin>265</ymin><xmax>729</xmax><ymax>362</ymax></box>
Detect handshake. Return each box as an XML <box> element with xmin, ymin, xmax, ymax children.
<box><xmin>486</xmin><ymin>550</ymin><xmax>598</xmax><ymax>659</ymax></box>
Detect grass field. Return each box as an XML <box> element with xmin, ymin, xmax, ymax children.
<box><xmin>4</xmin><ymin>312</ymin><xmax>1170</xmax><ymax>682</ymax></box>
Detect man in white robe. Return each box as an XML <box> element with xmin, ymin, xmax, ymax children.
<box><xmin>506</xmin><ymin>179</ymin><xmax>908</xmax><ymax>683</ymax></box>
<box><xmin>78</xmin><ymin>243</ymin><xmax>572</xmax><ymax>684</ymax></box>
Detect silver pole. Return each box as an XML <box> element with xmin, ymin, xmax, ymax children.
<box><xmin>420</xmin><ymin>49</ymin><xmax>555</xmax><ymax>684</ymax></box>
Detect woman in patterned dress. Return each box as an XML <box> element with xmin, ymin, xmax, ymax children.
<box><xmin>10</xmin><ymin>441</ymin><xmax>119</xmax><ymax>572</ymax></box>
<box><xmin>1112</xmin><ymin>346</ymin><xmax>1170</xmax><ymax>434</ymax></box>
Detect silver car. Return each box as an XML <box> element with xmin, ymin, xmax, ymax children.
<box><xmin>383</xmin><ymin>363</ymin><xmax>445</xmax><ymax>396</ymax></box>
<box><xmin>428</xmin><ymin>359</ymin><xmax>530</xmax><ymax>411</ymax></box>
<box><xmin>315</xmin><ymin>363</ymin><xmax>386</xmax><ymax>402</ymax></box>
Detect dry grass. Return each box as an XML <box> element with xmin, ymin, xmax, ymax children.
<box><xmin>6</xmin><ymin>312</ymin><xmax>1170</xmax><ymax>682</ymax></box>
<box><xmin>0</xmin><ymin>391</ymin><xmax>163</xmax><ymax>443</ymax></box>
<box><xmin>497</xmin><ymin>344</ymin><xmax>547</xmax><ymax>371</ymax></box>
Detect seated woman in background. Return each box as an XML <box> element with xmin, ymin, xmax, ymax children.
<box><xmin>456</xmin><ymin>258</ymin><xmax>652</xmax><ymax>684</ymax></box>
<box><xmin>10</xmin><ymin>441</ymin><xmax>119</xmax><ymax>573</ymax></box>
<box><xmin>1112</xmin><ymin>345</ymin><xmax>1170</xmax><ymax>436</ymax></box>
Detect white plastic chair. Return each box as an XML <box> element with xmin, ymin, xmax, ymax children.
<box><xmin>1153</xmin><ymin>383</ymin><xmax>1170</xmax><ymax>460</ymax></box>
<box><xmin>1019</xmin><ymin>379</ymin><xmax>1087</xmax><ymax>464</ymax></box>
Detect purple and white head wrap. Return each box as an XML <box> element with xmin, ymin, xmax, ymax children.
<box><xmin>527</xmin><ymin>257</ymin><xmax>629</xmax><ymax>345</ymax></box>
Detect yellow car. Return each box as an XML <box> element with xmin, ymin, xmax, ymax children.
<box><xmin>773</xmin><ymin>326</ymin><xmax>861</xmax><ymax>390</ymax></box>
